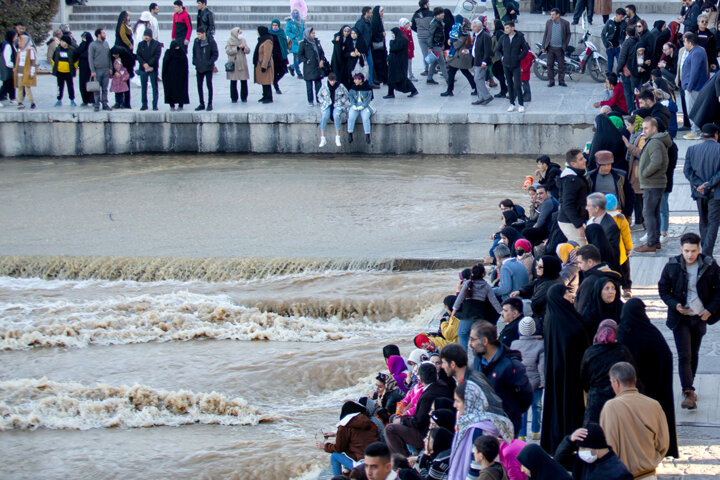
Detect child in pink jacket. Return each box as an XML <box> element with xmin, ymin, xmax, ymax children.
<box><xmin>110</xmin><ymin>49</ymin><xmax>130</xmax><ymax>108</ymax></box>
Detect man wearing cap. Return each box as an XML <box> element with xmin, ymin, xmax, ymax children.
<box><xmin>586</xmin><ymin>150</ymin><xmax>633</xmax><ymax>217</ymax></box>
<box><xmin>684</xmin><ymin>124</ymin><xmax>720</xmax><ymax>256</ymax></box>
<box><xmin>600</xmin><ymin>362</ymin><xmax>669</xmax><ymax>479</ymax></box>
<box><xmin>554</xmin><ymin>423</ymin><xmax>633</xmax><ymax>479</ymax></box>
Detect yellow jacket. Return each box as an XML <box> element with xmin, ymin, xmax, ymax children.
<box><xmin>610</xmin><ymin>211</ymin><xmax>633</xmax><ymax>264</ymax></box>
<box><xmin>428</xmin><ymin>316</ymin><xmax>459</xmax><ymax>348</ymax></box>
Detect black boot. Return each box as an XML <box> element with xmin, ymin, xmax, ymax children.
<box><xmin>365</xmin><ymin>133</ymin><xmax>371</xmax><ymax>144</ymax></box>
<box><xmin>348</xmin><ymin>132</ymin><xmax>353</xmax><ymax>143</ymax></box>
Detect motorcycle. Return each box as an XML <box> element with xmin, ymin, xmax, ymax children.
<box><xmin>532</xmin><ymin>30</ymin><xmax>607</xmax><ymax>83</ymax></box>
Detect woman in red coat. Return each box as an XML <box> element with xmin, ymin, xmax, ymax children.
<box><xmin>520</xmin><ymin>49</ymin><xmax>535</xmax><ymax>103</ymax></box>
<box><xmin>399</xmin><ymin>18</ymin><xmax>417</xmax><ymax>81</ymax></box>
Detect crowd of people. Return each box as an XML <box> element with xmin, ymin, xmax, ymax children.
<box><xmin>317</xmin><ymin>227</ymin><xmax>720</xmax><ymax>479</ymax></box>
<box><xmin>1</xmin><ymin>1</ymin><xmax>719</xmax><ymax>145</ymax></box>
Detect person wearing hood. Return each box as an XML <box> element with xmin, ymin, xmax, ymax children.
<box><xmin>162</xmin><ymin>40</ymin><xmax>190</xmax><ymax>109</ymax></box>
<box><xmin>618</xmin><ymin>298</ymin><xmax>679</xmax><ymax>458</ymax></box>
<box><xmin>196</xmin><ymin>0</ymin><xmax>215</xmax><ymax>38</ymax></box>
<box><xmin>74</xmin><ymin>32</ymin><xmax>94</xmax><ymax>106</ymax></box>
<box><xmin>269</xmin><ymin>18</ymin><xmax>289</xmax><ymax>95</ymax></box>
<box><xmin>0</xmin><ymin>30</ymin><xmax>17</xmax><ymax>106</ymax></box>
<box><xmin>136</xmin><ymin>29</ymin><xmax>161</xmax><ymax>111</ymax></box>
<box><xmin>517</xmin><ymin>444</ymin><xmax>571</xmax><ymax>480</ymax></box>
<box><xmin>557</xmin><ymin>242</ymin><xmax>581</xmax><ymax>296</ymax></box>
<box><xmin>253</xmin><ymin>26</ymin><xmax>275</xmax><ymax>103</ymax></box>
<box><xmin>580</xmin><ymin>320</ymin><xmax>635</xmax><ymax>423</ymax></box>
<box><xmin>510</xmin><ymin>317</ymin><xmax>545</xmax><ymax>442</ymax></box>
<box><xmin>398</xmin><ymin>18</ymin><xmax>417</xmax><ymax>81</ymax></box>
<box><xmin>575</xmin><ymin>244</ymin><xmax>622</xmax><ymax>313</ymax></box>
<box><xmin>512</xmin><ymin>255</ymin><xmax>564</xmax><ymax>322</ymax></box>
<box><xmin>605</xmin><ymin>193</ymin><xmax>634</xmax><ymax>298</ymax></box>
<box><xmin>541</xmin><ymin>284</ymin><xmax>590</xmax><ymax>455</ymax></box>
<box><xmin>388</xmin><ymin>355</ymin><xmax>412</xmax><ymax>395</ymax></box>
<box><xmin>384</xmin><ymin>26</ymin><xmax>419</xmax><ymax>98</ymax></box>
<box><xmin>51</xmin><ymin>34</ymin><xmax>78</xmax><ymax>107</ymax></box>
<box><xmin>554</xmin><ymin>423</ymin><xmax>633</xmax><ymax>479</ymax></box>
<box><xmin>346</xmin><ymin>28</ymin><xmax>369</xmax><ymax>87</ymax></box>
<box><xmin>411</xmin><ymin>0</ymin><xmax>434</xmax><ymax>76</ymax></box>
<box><xmin>624</xmin><ymin>116</ymin><xmax>671</xmax><ymax>252</ymax></box>
<box><xmin>317</xmin><ymin>72</ymin><xmax>349</xmax><ymax>147</ymax></box>
<box><xmin>443</xmin><ymin>16</ymin><xmax>477</xmax><ymax>98</ymax></box>
<box><xmin>298</xmin><ymin>27</ymin><xmax>326</xmax><ymax>106</ymax></box>
<box><xmin>331</xmin><ymin>25</ymin><xmax>352</xmax><ymax>87</ymax></box>
<box><xmin>587</xmin><ymin>114</ymin><xmax>628</xmax><ymax>172</ymax></box>
<box><xmin>286</xmin><ymin>8</ymin><xmax>306</xmax><ymax>78</ymax></box>
<box><xmin>226</xmin><ymin>28</ymin><xmax>251</xmax><ymax>103</ymax></box>
<box><xmin>134</xmin><ymin>11</ymin><xmax>154</xmax><ymax>47</ymax></box>
<box><xmin>370</xmin><ymin>6</ymin><xmax>388</xmax><ymax>85</ymax></box>
<box><xmin>319</xmin><ymin>401</ymin><xmax>379</xmax><ymax>476</ymax></box>
<box><xmin>558</xmin><ymin>149</ymin><xmax>591</xmax><ymax>246</ymax></box>
<box><xmin>415</xmin><ymin>427</ymin><xmax>453</xmax><ymax>480</ymax></box>
<box><xmin>447</xmin><ymin>377</ymin><xmax>514</xmax><ymax>480</ymax></box>
<box><xmin>13</xmin><ymin>33</ymin><xmax>37</xmax><ymax>109</ymax></box>
<box><xmin>347</xmin><ymin>73</ymin><xmax>375</xmax><ymax>144</ymax></box>
<box><xmin>192</xmin><ymin>26</ymin><xmax>218</xmax><ymax>111</ymax></box>
<box><xmin>470</xmin><ymin>320</ymin><xmax>533</xmax><ymax>437</ymax></box>
<box><xmin>584</xmin><ymin>223</ymin><xmax>621</xmax><ymax>277</ymax></box>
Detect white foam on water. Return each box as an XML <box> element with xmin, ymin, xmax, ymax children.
<box><xmin>0</xmin><ymin>290</ymin><xmax>431</xmax><ymax>350</ymax></box>
<box><xmin>0</xmin><ymin>377</ymin><xmax>272</xmax><ymax>431</ymax></box>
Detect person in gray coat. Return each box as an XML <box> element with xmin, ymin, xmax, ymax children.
<box><xmin>511</xmin><ymin>317</ymin><xmax>545</xmax><ymax>440</ymax></box>
<box><xmin>298</xmin><ymin>27</ymin><xmax>326</xmax><ymax>106</ymax></box>
<box><xmin>88</xmin><ymin>28</ymin><xmax>111</xmax><ymax>111</ymax></box>
<box><xmin>426</xmin><ymin>8</ymin><xmax>448</xmax><ymax>85</ymax></box>
<box><xmin>684</xmin><ymin>124</ymin><xmax>720</xmax><ymax>256</ymax></box>
<box><xmin>442</xmin><ymin>16</ymin><xmax>476</xmax><ymax>97</ymax></box>
<box><xmin>411</xmin><ymin>0</ymin><xmax>434</xmax><ymax>75</ymax></box>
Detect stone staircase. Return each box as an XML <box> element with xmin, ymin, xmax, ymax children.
<box><xmin>65</xmin><ymin>0</ymin><xmax>680</xmax><ymax>33</ymax></box>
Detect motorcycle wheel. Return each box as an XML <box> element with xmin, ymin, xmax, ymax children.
<box><xmin>533</xmin><ymin>54</ymin><xmax>549</xmax><ymax>81</ymax></box>
<box><xmin>589</xmin><ymin>57</ymin><xmax>608</xmax><ymax>83</ymax></box>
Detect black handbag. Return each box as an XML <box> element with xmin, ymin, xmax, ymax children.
<box><xmin>225</xmin><ymin>61</ymin><xmax>235</xmax><ymax>72</ymax></box>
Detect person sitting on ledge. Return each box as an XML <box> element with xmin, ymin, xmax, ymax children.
<box><xmin>347</xmin><ymin>73</ymin><xmax>375</xmax><ymax>145</ymax></box>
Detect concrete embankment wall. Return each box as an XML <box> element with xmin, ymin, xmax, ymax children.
<box><xmin>0</xmin><ymin>111</ymin><xmax>593</xmax><ymax>157</ymax></box>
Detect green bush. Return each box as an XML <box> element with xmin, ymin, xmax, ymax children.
<box><xmin>0</xmin><ymin>0</ymin><xmax>59</xmax><ymax>46</ymax></box>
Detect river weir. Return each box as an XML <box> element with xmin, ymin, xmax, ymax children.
<box><xmin>0</xmin><ymin>154</ymin><xmax>536</xmax><ymax>479</ymax></box>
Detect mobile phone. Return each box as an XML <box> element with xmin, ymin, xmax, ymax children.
<box><xmin>585</xmin><ymin>142</ymin><xmax>591</xmax><ymax>151</ymax></box>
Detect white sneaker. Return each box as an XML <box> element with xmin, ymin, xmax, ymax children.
<box><xmin>335</xmin><ymin>135</ymin><xmax>341</xmax><ymax>147</ymax></box>
<box><xmin>518</xmin><ymin>106</ymin><xmax>525</xmax><ymax>113</ymax></box>
<box><xmin>319</xmin><ymin>136</ymin><xmax>327</xmax><ymax>147</ymax></box>
<box><xmin>507</xmin><ymin>104</ymin><xmax>516</xmax><ymax>112</ymax></box>
<box><xmin>661</xmin><ymin>233</ymin><xmax>669</xmax><ymax>244</ymax></box>
<box><xmin>639</xmin><ymin>233</ymin><xmax>648</xmax><ymax>243</ymax></box>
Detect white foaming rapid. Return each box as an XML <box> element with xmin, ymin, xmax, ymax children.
<box><xmin>0</xmin><ymin>377</ymin><xmax>272</xmax><ymax>431</ymax></box>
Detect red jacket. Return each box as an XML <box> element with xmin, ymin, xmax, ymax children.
<box><xmin>172</xmin><ymin>9</ymin><xmax>192</xmax><ymax>42</ymax></box>
<box><xmin>520</xmin><ymin>50</ymin><xmax>535</xmax><ymax>81</ymax></box>
<box><xmin>400</xmin><ymin>26</ymin><xmax>415</xmax><ymax>59</ymax></box>
<box><xmin>600</xmin><ymin>82</ymin><xmax>628</xmax><ymax>114</ymax></box>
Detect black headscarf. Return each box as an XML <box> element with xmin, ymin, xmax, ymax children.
<box><xmin>429</xmin><ymin>427</ymin><xmax>454</xmax><ymax>458</ymax></box>
<box><xmin>443</xmin><ymin>9</ymin><xmax>454</xmax><ymax>42</ymax></box>
<box><xmin>340</xmin><ymin>401</ymin><xmax>367</xmax><ymax>420</ymax></box>
<box><xmin>253</xmin><ymin>26</ymin><xmax>273</xmax><ymax>66</ymax></box>
<box><xmin>433</xmin><ymin>397</ymin><xmax>454</xmax><ymax>411</ymax></box>
<box><xmin>618</xmin><ymin>298</ymin><xmax>678</xmax><ymax>457</ymax></box>
<box><xmin>582</xmin><ymin>277</ymin><xmax>623</xmax><ymax>336</ymax></box>
<box><xmin>539</xmin><ymin>255</ymin><xmax>562</xmax><ymax>280</ymax></box>
<box><xmin>383</xmin><ymin>344</ymin><xmax>400</xmax><ymax>360</ymax></box>
<box><xmin>371</xmin><ymin>6</ymin><xmax>385</xmax><ymax>43</ymax></box>
<box><xmin>589</xmin><ymin>114</ymin><xmax>627</xmax><ymax>172</ymax></box>
<box><xmin>500</xmin><ymin>227</ymin><xmax>523</xmax><ymax>256</ymax></box>
<box><xmin>162</xmin><ymin>40</ymin><xmax>190</xmax><ymax>105</ymax></box>
<box><xmin>541</xmin><ymin>284</ymin><xmax>589</xmax><ymax>454</ymax></box>
<box><xmin>502</xmin><ymin>209</ymin><xmax>519</xmax><ymax>227</ymax></box>
<box><xmin>331</xmin><ymin>25</ymin><xmax>353</xmax><ymax>82</ymax></box>
<box><xmin>350</xmin><ymin>27</ymin><xmax>369</xmax><ymax>55</ymax></box>
<box><xmin>585</xmin><ymin>223</ymin><xmax>620</xmax><ymax>273</ymax></box>
<box><xmin>76</xmin><ymin>31</ymin><xmax>92</xmax><ymax>59</ymax></box>
<box><xmin>114</xmin><ymin>11</ymin><xmax>131</xmax><ymax>47</ymax></box>
<box><xmin>492</xmin><ymin>19</ymin><xmax>505</xmax><ymax>40</ymax></box>
<box><xmin>430</xmin><ymin>409</ymin><xmax>456</xmax><ymax>433</ymax></box>
<box><xmin>516</xmin><ymin>444</ymin><xmax>572</xmax><ymax>480</ymax></box>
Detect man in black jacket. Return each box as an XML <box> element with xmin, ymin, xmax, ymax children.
<box><xmin>136</xmin><ymin>30</ymin><xmax>161</xmax><ymax>111</ymax></box>
<box><xmin>617</xmin><ymin>26</ymin><xmax>639</xmax><ymax>114</ymax></box>
<box><xmin>196</xmin><ymin>0</ymin><xmax>215</xmax><ymax>38</ymax></box>
<box><xmin>498</xmin><ymin>22</ymin><xmax>528</xmax><ymax>112</ymax></box>
<box><xmin>633</xmin><ymin>88</ymin><xmax>671</xmax><ymax>133</ymax></box>
<box><xmin>192</xmin><ymin>26</ymin><xmax>218</xmax><ymax>111</ymax></box>
<box><xmin>471</xmin><ymin>18</ymin><xmax>493</xmax><ymax>105</ymax></box>
<box><xmin>536</xmin><ymin>155</ymin><xmax>562</xmax><ymax>199</ymax></box>
<box><xmin>601</xmin><ymin>9</ymin><xmax>627</xmax><ymax>74</ymax></box>
<box><xmin>658</xmin><ymin>232</ymin><xmax>720</xmax><ymax>409</ymax></box>
<box><xmin>385</xmin><ymin>363</ymin><xmax>452</xmax><ymax>455</ymax></box>
<box><xmin>470</xmin><ymin>320</ymin><xmax>533</xmax><ymax>436</ymax></box>
<box><xmin>558</xmin><ymin>149</ymin><xmax>591</xmax><ymax>245</ymax></box>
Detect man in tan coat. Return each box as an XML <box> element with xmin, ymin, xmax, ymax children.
<box><xmin>600</xmin><ymin>362</ymin><xmax>670</xmax><ymax>480</ymax></box>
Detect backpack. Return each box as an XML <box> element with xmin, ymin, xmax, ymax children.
<box><xmin>505</xmin><ymin>353</ymin><xmax>534</xmax><ymax>414</ymax></box>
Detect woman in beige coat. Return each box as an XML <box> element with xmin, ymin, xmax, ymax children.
<box><xmin>594</xmin><ymin>0</ymin><xmax>612</xmax><ymax>24</ymax></box>
<box><xmin>226</xmin><ymin>27</ymin><xmax>251</xmax><ymax>103</ymax></box>
<box><xmin>253</xmin><ymin>26</ymin><xmax>275</xmax><ymax>103</ymax></box>
<box><xmin>14</xmin><ymin>33</ymin><xmax>37</xmax><ymax>110</ymax></box>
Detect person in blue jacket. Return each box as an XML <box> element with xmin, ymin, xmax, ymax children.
<box><xmin>286</xmin><ymin>9</ymin><xmax>305</xmax><ymax>78</ymax></box>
